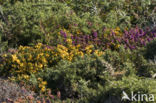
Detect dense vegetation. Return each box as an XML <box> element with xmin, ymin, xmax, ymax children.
<box><xmin>0</xmin><ymin>0</ymin><xmax>156</xmax><ymax>102</ymax></box>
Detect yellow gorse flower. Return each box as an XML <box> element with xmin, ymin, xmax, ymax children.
<box><xmin>41</xmin><ymin>81</ymin><xmax>47</xmax><ymax>85</ymax></box>
<box><xmin>115</xmin><ymin>44</ymin><xmax>120</xmax><ymax>49</ymax></box>
<box><xmin>94</xmin><ymin>50</ymin><xmax>104</xmax><ymax>56</ymax></box>
<box><xmin>12</xmin><ymin>54</ymin><xmax>18</xmax><ymax>61</ymax></box>
<box><xmin>85</xmin><ymin>45</ymin><xmax>94</xmax><ymax>54</ymax></box>
<box><xmin>41</xmin><ymin>86</ymin><xmax>46</xmax><ymax>92</ymax></box>
<box><xmin>66</xmin><ymin>38</ymin><xmax>72</xmax><ymax>44</ymax></box>
<box><xmin>35</xmin><ymin>43</ymin><xmax>42</xmax><ymax>49</ymax></box>
<box><xmin>2</xmin><ymin>54</ymin><xmax>7</xmax><ymax>57</ymax></box>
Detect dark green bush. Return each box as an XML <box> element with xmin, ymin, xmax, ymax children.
<box><xmin>144</xmin><ymin>39</ymin><xmax>156</xmax><ymax>60</ymax></box>
<box><xmin>137</xmin><ymin>60</ymin><xmax>156</xmax><ymax>78</ymax></box>
<box><xmin>37</xmin><ymin>54</ymin><xmax>115</xmax><ymax>99</ymax></box>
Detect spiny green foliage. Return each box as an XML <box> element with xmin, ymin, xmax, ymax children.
<box><xmin>1</xmin><ymin>1</ymin><xmax>65</xmax><ymax>46</ymax></box>
<box><xmin>64</xmin><ymin>0</ymin><xmax>155</xmax><ymax>28</ymax></box>
<box><xmin>88</xmin><ymin>76</ymin><xmax>156</xmax><ymax>103</ymax></box>
<box><xmin>35</xmin><ymin>53</ymin><xmax>156</xmax><ymax>102</ymax></box>
<box><xmin>102</xmin><ymin>47</ymin><xmax>156</xmax><ymax>78</ymax></box>
<box><xmin>37</xmin><ymin>54</ymin><xmax>115</xmax><ymax>99</ymax></box>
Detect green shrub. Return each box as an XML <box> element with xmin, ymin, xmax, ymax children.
<box><xmin>101</xmin><ymin>47</ymin><xmax>138</xmax><ymax>77</ymax></box>
<box><xmin>1</xmin><ymin>1</ymin><xmax>105</xmax><ymax>46</ymax></box>
<box><xmin>42</xmin><ymin>10</ymin><xmax>105</xmax><ymax>38</ymax></box>
<box><xmin>64</xmin><ymin>0</ymin><xmax>155</xmax><ymax>29</ymax></box>
<box><xmin>102</xmin><ymin>46</ymin><xmax>156</xmax><ymax>78</ymax></box>
<box><xmin>102</xmin><ymin>48</ymin><xmax>132</xmax><ymax>71</ymax></box>
<box><xmin>86</xmin><ymin>76</ymin><xmax>156</xmax><ymax>103</ymax></box>
<box><xmin>1</xmin><ymin>1</ymin><xmax>66</xmax><ymax>46</ymax></box>
<box><xmin>37</xmin><ymin>54</ymin><xmax>115</xmax><ymax>99</ymax></box>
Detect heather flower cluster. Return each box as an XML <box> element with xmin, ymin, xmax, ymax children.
<box><xmin>117</xmin><ymin>27</ymin><xmax>156</xmax><ymax>49</ymax></box>
<box><xmin>59</xmin><ymin>27</ymin><xmax>156</xmax><ymax>50</ymax></box>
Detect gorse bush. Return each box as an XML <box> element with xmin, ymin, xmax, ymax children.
<box><xmin>35</xmin><ymin>54</ymin><xmax>156</xmax><ymax>102</ymax></box>
<box><xmin>102</xmin><ymin>48</ymin><xmax>134</xmax><ymax>72</ymax></box>
<box><xmin>37</xmin><ymin>54</ymin><xmax>115</xmax><ymax>99</ymax></box>
<box><xmin>0</xmin><ymin>43</ymin><xmax>52</xmax><ymax>77</ymax></box>
<box><xmin>0</xmin><ymin>43</ymin><xmax>104</xmax><ymax>93</ymax></box>
<box><xmin>100</xmin><ymin>47</ymin><xmax>156</xmax><ymax>78</ymax></box>
<box><xmin>64</xmin><ymin>0</ymin><xmax>155</xmax><ymax>29</ymax></box>
<box><xmin>88</xmin><ymin>76</ymin><xmax>156</xmax><ymax>103</ymax></box>
<box><xmin>1</xmin><ymin>1</ymin><xmax>66</xmax><ymax>46</ymax></box>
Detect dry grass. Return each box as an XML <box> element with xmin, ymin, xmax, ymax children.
<box><xmin>0</xmin><ymin>78</ymin><xmax>35</xmax><ymax>102</ymax></box>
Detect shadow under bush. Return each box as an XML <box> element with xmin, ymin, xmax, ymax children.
<box><xmin>144</xmin><ymin>39</ymin><xmax>156</xmax><ymax>60</ymax></box>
